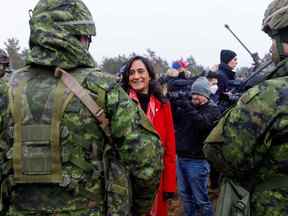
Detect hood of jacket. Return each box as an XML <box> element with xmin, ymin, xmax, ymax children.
<box><xmin>26</xmin><ymin>0</ymin><xmax>96</xmax><ymax>70</ymax></box>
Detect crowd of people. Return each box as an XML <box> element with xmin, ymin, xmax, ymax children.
<box><xmin>116</xmin><ymin>51</ymin><xmax>238</xmax><ymax>215</ymax></box>
<box><xmin>0</xmin><ymin>0</ymin><xmax>288</xmax><ymax>216</ymax></box>
<box><xmin>117</xmin><ymin>50</ymin><xmax>240</xmax><ymax>215</ymax></box>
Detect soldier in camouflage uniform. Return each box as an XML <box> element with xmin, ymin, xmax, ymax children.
<box><xmin>0</xmin><ymin>0</ymin><xmax>163</xmax><ymax>215</ymax></box>
<box><xmin>203</xmin><ymin>0</ymin><xmax>288</xmax><ymax>215</ymax></box>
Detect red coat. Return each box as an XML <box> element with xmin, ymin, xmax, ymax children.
<box><xmin>129</xmin><ymin>90</ymin><xmax>176</xmax><ymax>216</ymax></box>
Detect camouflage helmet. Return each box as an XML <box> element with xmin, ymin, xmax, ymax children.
<box><xmin>262</xmin><ymin>0</ymin><xmax>288</xmax><ymax>39</ymax></box>
<box><xmin>27</xmin><ymin>0</ymin><xmax>96</xmax><ymax>69</ymax></box>
<box><xmin>0</xmin><ymin>49</ymin><xmax>9</xmax><ymax>65</ymax></box>
<box><xmin>32</xmin><ymin>0</ymin><xmax>96</xmax><ymax>36</ymax></box>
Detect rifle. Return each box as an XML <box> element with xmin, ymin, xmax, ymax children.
<box><xmin>220</xmin><ymin>59</ymin><xmax>274</xmax><ymax>112</ymax></box>
<box><xmin>238</xmin><ymin>59</ymin><xmax>273</xmax><ymax>91</ymax></box>
<box><xmin>224</xmin><ymin>24</ymin><xmax>261</xmax><ymax>69</ymax></box>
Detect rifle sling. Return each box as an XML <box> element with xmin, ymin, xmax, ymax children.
<box><xmin>54</xmin><ymin>67</ymin><xmax>111</xmax><ymax>142</ymax></box>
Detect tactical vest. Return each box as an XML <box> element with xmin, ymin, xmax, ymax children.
<box><xmin>1</xmin><ymin>67</ymin><xmax>132</xmax><ymax>215</ymax></box>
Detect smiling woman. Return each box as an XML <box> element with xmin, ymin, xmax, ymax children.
<box><xmin>128</xmin><ymin>59</ymin><xmax>151</xmax><ymax>94</ymax></box>
<box><xmin>121</xmin><ymin>56</ymin><xmax>177</xmax><ymax>216</ymax></box>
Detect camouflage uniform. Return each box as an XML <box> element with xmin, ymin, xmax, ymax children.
<box><xmin>204</xmin><ymin>1</ymin><xmax>288</xmax><ymax>215</ymax></box>
<box><xmin>0</xmin><ymin>0</ymin><xmax>162</xmax><ymax>215</ymax></box>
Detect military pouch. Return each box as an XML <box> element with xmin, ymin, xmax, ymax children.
<box><xmin>21</xmin><ymin>125</ymin><xmax>51</xmax><ymax>175</ymax></box>
<box><xmin>106</xmin><ymin>159</ymin><xmax>132</xmax><ymax>216</ymax></box>
<box><xmin>216</xmin><ymin>178</ymin><xmax>250</xmax><ymax>216</ymax></box>
<box><xmin>13</xmin><ymin>124</ymin><xmax>62</xmax><ymax>183</ymax></box>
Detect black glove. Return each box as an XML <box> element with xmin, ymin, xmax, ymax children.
<box><xmin>220</xmin><ymin>92</ymin><xmax>240</xmax><ymax>103</ymax></box>
<box><xmin>163</xmin><ymin>192</ymin><xmax>175</xmax><ymax>200</ymax></box>
<box><xmin>219</xmin><ymin>92</ymin><xmax>230</xmax><ymax>101</ymax></box>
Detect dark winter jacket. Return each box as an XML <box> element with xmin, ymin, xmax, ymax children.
<box><xmin>165</xmin><ymin>74</ymin><xmax>197</xmax><ymax>128</ymax></box>
<box><xmin>173</xmin><ymin>100</ymin><xmax>221</xmax><ymax>159</ymax></box>
<box><xmin>216</xmin><ymin>63</ymin><xmax>237</xmax><ymax>112</ymax></box>
<box><xmin>217</xmin><ymin>63</ymin><xmax>236</xmax><ymax>96</ymax></box>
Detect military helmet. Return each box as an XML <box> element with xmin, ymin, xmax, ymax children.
<box><xmin>32</xmin><ymin>0</ymin><xmax>96</xmax><ymax>37</ymax></box>
<box><xmin>27</xmin><ymin>0</ymin><xmax>96</xmax><ymax>69</ymax></box>
<box><xmin>262</xmin><ymin>0</ymin><xmax>288</xmax><ymax>40</ymax></box>
<box><xmin>0</xmin><ymin>49</ymin><xmax>9</xmax><ymax>65</ymax></box>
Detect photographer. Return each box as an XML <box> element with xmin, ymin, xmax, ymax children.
<box><xmin>175</xmin><ymin>77</ymin><xmax>221</xmax><ymax>216</ymax></box>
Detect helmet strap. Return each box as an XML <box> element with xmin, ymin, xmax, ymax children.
<box><xmin>275</xmin><ymin>35</ymin><xmax>286</xmax><ymax>62</ymax></box>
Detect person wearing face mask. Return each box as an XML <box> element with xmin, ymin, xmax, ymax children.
<box><xmin>204</xmin><ymin>1</ymin><xmax>288</xmax><ymax>214</ymax></box>
<box><xmin>206</xmin><ymin>71</ymin><xmax>219</xmax><ymax>104</ymax></box>
<box><xmin>121</xmin><ymin>56</ymin><xmax>177</xmax><ymax>216</ymax></box>
<box><xmin>175</xmin><ymin>76</ymin><xmax>221</xmax><ymax>216</ymax></box>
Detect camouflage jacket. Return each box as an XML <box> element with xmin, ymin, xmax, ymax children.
<box><xmin>0</xmin><ymin>66</ymin><xmax>162</xmax><ymax>216</ymax></box>
<box><xmin>204</xmin><ymin>58</ymin><xmax>288</xmax><ymax>215</ymax></box>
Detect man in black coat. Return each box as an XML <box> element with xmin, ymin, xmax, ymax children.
<box><xmin>176</xmin><ymin>77</ymin><xmax>221</xmax><ymax>216</ymax></box>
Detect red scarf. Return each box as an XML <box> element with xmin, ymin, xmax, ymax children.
<box><xmin>129</xmin><ymin>89</ymin><xmax>158</xmax><ymax>124</ymax></box>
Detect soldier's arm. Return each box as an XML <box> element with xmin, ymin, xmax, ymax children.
<box><xmin>106</xmin><ymin>85</ymin><xmax>162</xmax><ymax>215</ymax></box>
<box><xmin>204</xmin><ymin>82</ymin><xmax>281</xmax><ymax>177</ymax></box>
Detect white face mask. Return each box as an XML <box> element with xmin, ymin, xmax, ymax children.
<box><xmin>210</xmin><ymin>85</ymin><xmax>218</xmax><ymax>94</ymax></box>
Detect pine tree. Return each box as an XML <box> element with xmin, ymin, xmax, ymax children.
<box><xmin>4</xmin><ymin>38</ymin><xmax>25</xmax><ymax>70</ymax></box>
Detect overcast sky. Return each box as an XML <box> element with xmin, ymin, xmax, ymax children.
<box><xmin>1</xmin><ymin>0</ymin><xmax>272</xmax><ymax>68</ymax></box>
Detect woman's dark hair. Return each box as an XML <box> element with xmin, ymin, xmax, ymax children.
<box><xmin>121</xmin><ymin>55</ymin><xmax>167</xmax><ymax>103</ymax></box>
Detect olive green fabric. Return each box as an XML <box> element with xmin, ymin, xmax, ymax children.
<box><xmin>216</xmin><ymin>179</ymin><xmax>250</xmax><ymax>216</ymax></box>
<box><xmin>263</xmin><ymin>0</ymin><xmax>288</xmax><ymax>33</ymax></box>
<box><xmin>204</xmin><ymin>58</ymin><xmax>288</xmax><ymax>215</ymax></box>
<box><xmin>26</xmin><ymin>0</ymin><xmax>96</xmax><ymax>69</ymax></box>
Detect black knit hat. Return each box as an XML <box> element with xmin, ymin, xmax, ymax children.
<box><xmin>220</xmin><ymin>49</ymin><xmax>237</xmax><ymax>64</ymax></box>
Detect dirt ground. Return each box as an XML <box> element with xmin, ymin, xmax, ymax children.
<box><xmin>168</xmin><ymin>195</ymin><xmax>184</xmax><ymax>216</ymax></box>
<box><xmin>168</xmin><ymin>188</ymin><xmax>219</xmax><ymax>216</ymax></box>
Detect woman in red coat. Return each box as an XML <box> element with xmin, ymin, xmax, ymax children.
<box><xmin>121</xmin><ymin>56</ymin><xmax>176</xmax><ymax>216</ymax></box>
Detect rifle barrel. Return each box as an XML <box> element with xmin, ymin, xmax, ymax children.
<box><xmin>225</xmin><ymin>24</ymin><xmax>259</xmax><ymax>57</ymax></box>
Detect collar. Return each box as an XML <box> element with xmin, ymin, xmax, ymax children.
<box><xmin>129</xmin><ymin>89</ymin><xmax>158</xmax><ymax>123</ymax></box>
<box><xmin>219</xmin><ymin>63</ymin><xmax>235</xmax><ymax>80</ymax></box>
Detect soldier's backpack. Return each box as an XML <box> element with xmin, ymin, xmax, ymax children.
<box><xmin>6</xmin><ymin>67</ymin><xmax>132</xmax><ymax>215</ymax></box>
